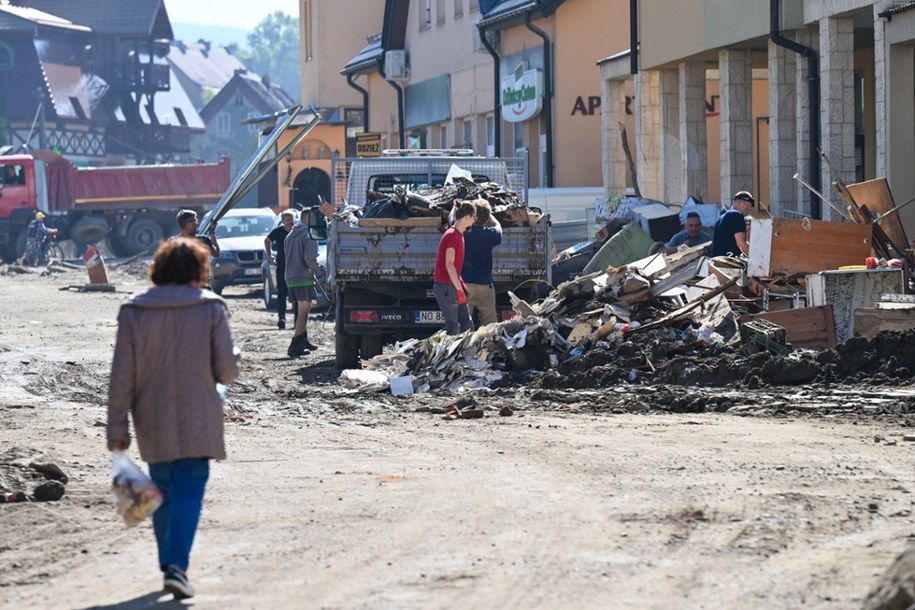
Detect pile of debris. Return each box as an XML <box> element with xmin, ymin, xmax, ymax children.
<box><xmin>341</xmin><ymin>246</ymin><xmax>741</xmax><ymax>392</ymax></box>
<box><xmin>338</xmin><ymin>176</ymin><xmax>536</xmax><ymax>227</ymax></box>
<box><xmin>340</xmin><ymin>235</ymin><xmax>915</xmax><ymax>393</ymax></box>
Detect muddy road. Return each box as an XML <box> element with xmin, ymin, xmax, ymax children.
<box><xmin>1</xmin><ymin>260</ymin><xmax>914</xmax><ymax>609</ymax></box>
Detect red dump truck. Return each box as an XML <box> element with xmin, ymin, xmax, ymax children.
<box><xmin>0</xmin><ymin>150</ymin><xmax>231</xmax><ymax>260</ymax></box>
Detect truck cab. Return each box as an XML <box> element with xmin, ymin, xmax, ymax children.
<box><xmin>0</xmin><ymin>155</ymin><xmax>44</xmax><ymax>257</ymax></box>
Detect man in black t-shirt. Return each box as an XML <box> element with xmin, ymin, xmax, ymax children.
<box><xmin>711</xmin><ymin>191</ymin><xmax>753</xmax><ymax>258</ymax></box>
<box><xmin>174</xmin><ymin>209</ymin><xmax>220</xmax><ymax>257</ymax></box>
<box><xmin>264</xmin><ymin>209</ymin><xmax>296</xmax><ymax>329</ymax></box>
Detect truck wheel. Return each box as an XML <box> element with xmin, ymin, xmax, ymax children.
<box><xmin>107</xmin><ymin>235</ymin><xmax>131</xmax><ymax>258</ymax></box>
<box><xmin>360</xmin><ymin>335</ymin><xmax>383</xmax><ymax>360</ymax></box>
<box><xmin>70</xmin><ymin>217</ymin><xmax>109</xmax><ymax>245</ymax></box>
<box><xmin>335</xmin><ymin>332</ymin><xmax>360</xmax><ymax>369</ymax></box>
<box><xmin>125</xmin><ymin>219</ymin><xmax>163</xmax><ymax>255</ymax></box>
<box><xmin>14</xmin><ymin>230</ymin><xmax>27</xmax><ymax>260</ymax></box>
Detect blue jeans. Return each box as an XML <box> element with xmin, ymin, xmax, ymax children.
<box><xmin>149</xmin><ymin>458</ymin><xmax>210</xmax><ymax>573</ymax></box>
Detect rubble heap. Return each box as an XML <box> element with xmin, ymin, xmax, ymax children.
<box><xmin>340</xmin><ymin>177</ymin><xmax>535</xmax><ymax>227</ymax></box>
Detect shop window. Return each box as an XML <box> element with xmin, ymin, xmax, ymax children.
<box><xmin>436</xmin><ymin>0</ymin><xmax>445</xmax><ymax>24</ymax></box>
<box><xmin>462</xmin><ymin>118</ymin><xmax>472</xmax><ymax>148</ymax></box>
<box><xmin>453</xmin><ymin>0</ymin><xmax>462</xmax><ymax>17</ymax></box>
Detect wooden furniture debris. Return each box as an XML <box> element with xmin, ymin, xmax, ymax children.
<box><xmin>739</xmin><ymin>305</ymin><xmax>837</xmax><ymax>350</ymax></box>
<box><xmin>853</xmin><ymin>293</ymin><xmax>915</xmax><ymax>338</ymax></box>
<box><xmin>844</xmin><ymin>178</ymin><xmax>909</xmax><ymax>256</ymax></box>
<box><xmin>747</xmin><ymin>217</ymin><xmax>872</xmax><ymax>277</ymax></box>
<box><xmin>807</xmin><ymin>268</ymin><xmax>905</xmax><ymax>344</ymax></box>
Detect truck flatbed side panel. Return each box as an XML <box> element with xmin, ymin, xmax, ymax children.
<box><xmin>71</xmin><ymin>159</ymin><xmax>231</xmax><ymax>209</ymax></box>
<box><xmin>330</xmin><ymin>222</ymin><xmax>550</xmax><ymax>284</ymax></box>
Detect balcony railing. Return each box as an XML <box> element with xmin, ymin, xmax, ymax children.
<box><xmin>106</xmin><ymin>123</ymin><xmax>192</xmax><ymax>156</ymax></box>
<box><xmin>105</xmin><ymin>62</ymin><xmax>170</xmax><ymax>93</ymax></box>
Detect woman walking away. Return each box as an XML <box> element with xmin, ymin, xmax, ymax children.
<box><xmin>107</xmin><ymin>237</ymin><xmax>241</xmax><ymax>600</ymax></box>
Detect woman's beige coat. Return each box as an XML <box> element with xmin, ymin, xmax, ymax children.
<box><xmin>107</xmin><ymin>285</ymin><xmax>241</xmax><ymax>463</ymax></box>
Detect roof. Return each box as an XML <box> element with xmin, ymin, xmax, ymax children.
<box><xmin>19</xmin><ymin>0</ymin><xmax>172</xmax><ymax>37</ymax></box>
<box><xmin>341</xmin><ymin>0</ymin><xmax>409</xmax><ymax>76</ymax></box>
<box><xmin>478</xmin><ymin>0</ymin><xmax>566</xmax><ymax>28</ymax></box>
<box><xmin>0</xmin><ymin>4</ymin><xmax>91</xmax><ymax>33</ymax></box>
<box><xmin>166</xmin><ymin>41</ymin><xmax>246</xmax><ymax>92</ymax></box>
<box><xmin>199</xmin><ymin>71</ymin><xmax>296</xmax><ymax>123</ymax></box>
<box><xmin>340</xmin><ymin>33</ymin><xmax>383</xmax><ymax>76</ymax></box>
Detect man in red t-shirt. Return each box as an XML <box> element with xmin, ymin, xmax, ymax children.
<box><xmin>433</xmin><ymin>201</ymin><xmax>476</xmax><ymax>334</ymax></box>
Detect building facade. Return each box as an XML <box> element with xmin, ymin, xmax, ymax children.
<box><xmin>337</xmin><ymin>0</ymin><xmax>631</xmax><ymax>191</ymax></box>
<box><xmin>600</xmin><ymin>0</ymin><xmax>915</xmax><ymax>242</ymax></box>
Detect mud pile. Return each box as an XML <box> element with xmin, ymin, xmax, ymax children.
<box><xmin>535</xmin><ymin>327</ymin><xmax>915</xmax><ymax>390</ymax></box>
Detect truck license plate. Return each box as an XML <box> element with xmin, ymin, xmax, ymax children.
<box><xmin>244</xmin><ymin>268</ymin><xmax>261</xmax><ymax>276</ymax></box>
<box><xmin>415</xmin><ymin>310</ymin><xmax>445</xmax><ymax>323</ymax></box>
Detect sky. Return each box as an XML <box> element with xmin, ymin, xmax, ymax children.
<box><xmin>163</xmin><ymin>0</ymin><xmax>298</xmax><ymax>30</ymax></box>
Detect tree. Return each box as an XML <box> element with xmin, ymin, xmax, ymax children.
<box><xmin>236</xmin><ymin>12</ymin><xmax>301</xmax><ymax>103</ymax></box>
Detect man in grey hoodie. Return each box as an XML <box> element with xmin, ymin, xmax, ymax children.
<box><xmin>284</xmin><ymin>208</ymin><xmax>324</xmax><ymax>357</ymax></box>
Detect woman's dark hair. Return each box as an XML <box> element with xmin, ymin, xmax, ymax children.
<box><xmin>149</xmin><ymin>237</ymin><xmax>210</xmax><ymax>286</ymax></box>
<box><xmin>453</xmin><ymin>201</ymin><xmax>476</xmax><ymax>220</ymax></box>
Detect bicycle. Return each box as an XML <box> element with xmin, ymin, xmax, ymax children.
<box><xmin>46</xmin><ymin>232</ymin><xmax>64</xmax><ymax>262</ymax></box>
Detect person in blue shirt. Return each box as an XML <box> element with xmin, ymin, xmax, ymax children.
<box><xmin>664</xmin><ymin>211</ymin><xmax>712</xmax><ymax>254</ymax></box>
<box><xmin>711</xmin><ymin>191</ymin><xmax>754</xmax><ymax>257</ymax></box>
<box><xmin>461</xmin><ymin>200</ymin><xmax>502</xmax><ymax>326</ymax></box>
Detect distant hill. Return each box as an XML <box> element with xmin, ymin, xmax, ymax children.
<box><xmin>172</xmin><ymin>22</ymin><xmax>249</xmax><ymax>49</ymax></box>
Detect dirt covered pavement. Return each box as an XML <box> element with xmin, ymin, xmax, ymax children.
<box><xmin>1</xmin><ymin>260</ymin><xmax>915</xmax><ymax>609</ymax></box>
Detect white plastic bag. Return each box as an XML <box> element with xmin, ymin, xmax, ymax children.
<box><xmin>111</xmin><ymin>450</ymin><xmax>162</xmax><ymax>528</ymax></box>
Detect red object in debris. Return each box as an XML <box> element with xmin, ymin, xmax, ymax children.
<box><xmin>865</xmin><ymin>257</ymin><xmax>878</xmax><ymax>269</ymax></box>
<box><xmin>82</xmin><ymin>246</ymin><xmax>100</xmax><ymax>263</ymax></box>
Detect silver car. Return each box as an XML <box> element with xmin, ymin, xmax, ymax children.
<box><xmin>203</xmin><ymin>207</ymin><xmax>278</xmax><ymax>295</ymax></box>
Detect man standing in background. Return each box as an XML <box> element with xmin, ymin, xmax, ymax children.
<box><xmin>284</xmin><ymin>208</ymin><xmax>323</xmax><ymax>357</ymax></box>
<box><xmin>264</xmin><ymin>210</ymin><xmax>296</xmax><ymax>330</ymax></box>
<box><xmin>461</xmin><ymin>200</ymin><xmax>502</xmax><ymax>326</ymax></box>
<box><xmin>711</xmin><ymin>191</ymin><xmax>754</xmax><ymax>257</ymax></box>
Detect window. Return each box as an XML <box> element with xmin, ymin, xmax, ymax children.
<box><xmin>439</xmin><ymin>124</ymin><xmax>447</xmax><ymax>149</ymax></box>
<box><xmin>462</xmin><ymin>118</ymin><xmax>472</xmax><ymax>149</ymax></box>
<box><xmin>216</xmin><ymin>112</ymin><xmax>231</xmax><ymax>133</ymax></box>
<box><xmin>436</xmin><ymin>0</ymin><xmax>445</xmax><ymax>24</ymax></box>
<box><xmin>0</xmin><ymin>43</ymin><xmax>12</xmax><ymax>70</ymax></box>
<box><xmin>486</xmin><ymin>114</ymin><xmax>495</xmax><ymax>157</ymax></box>
<box><xmin>1</xmin><ymin>164</ymin><xmax>25</xmax><ymax>186</ymax></box>
<box><xmin>453</xmin><ymin>0</ymin><xmax>462</xmax><ymax>17</ymax></box>
<box><xmin>234</xmin><ymin>94</ymin><xmax>244</xmax><ymax>107</ymax></box>
<box><xmin>420</xmin><ymin>0</ymin><xmax>431</xmax><ymax>28</ymax></box>
<box><xmin>469</xmin><ymin>0</ymin><xmax>479</xmax><ymax>12</ymax></box>
<box><xmin>513</xmin><ymin>121</ymin><xmax>524</xmax><ymax>152</ymax></box>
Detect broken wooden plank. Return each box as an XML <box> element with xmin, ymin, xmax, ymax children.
<box><xmin>740</xmin><ymin>305</ymin><xmax>837</xmax><ymax>350</ymax></box>
<box><xmin>634</xmin><ymin>274</ymin><xmax>740</xmax><ymax>332</ymax></box>
<box><xmin>649</xmin><ymin>258</ymin><xmax>702</xmax><ymax>297</ymax></box>
<box><xmin>854</xmin><ymin>307</ymin><xmax>915</xmax><ymax>338</ymax></box>
<box><xmin>846</xmin><ymin>178</ymin><xmax>909</xmax><ymax>253</ymax></box>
